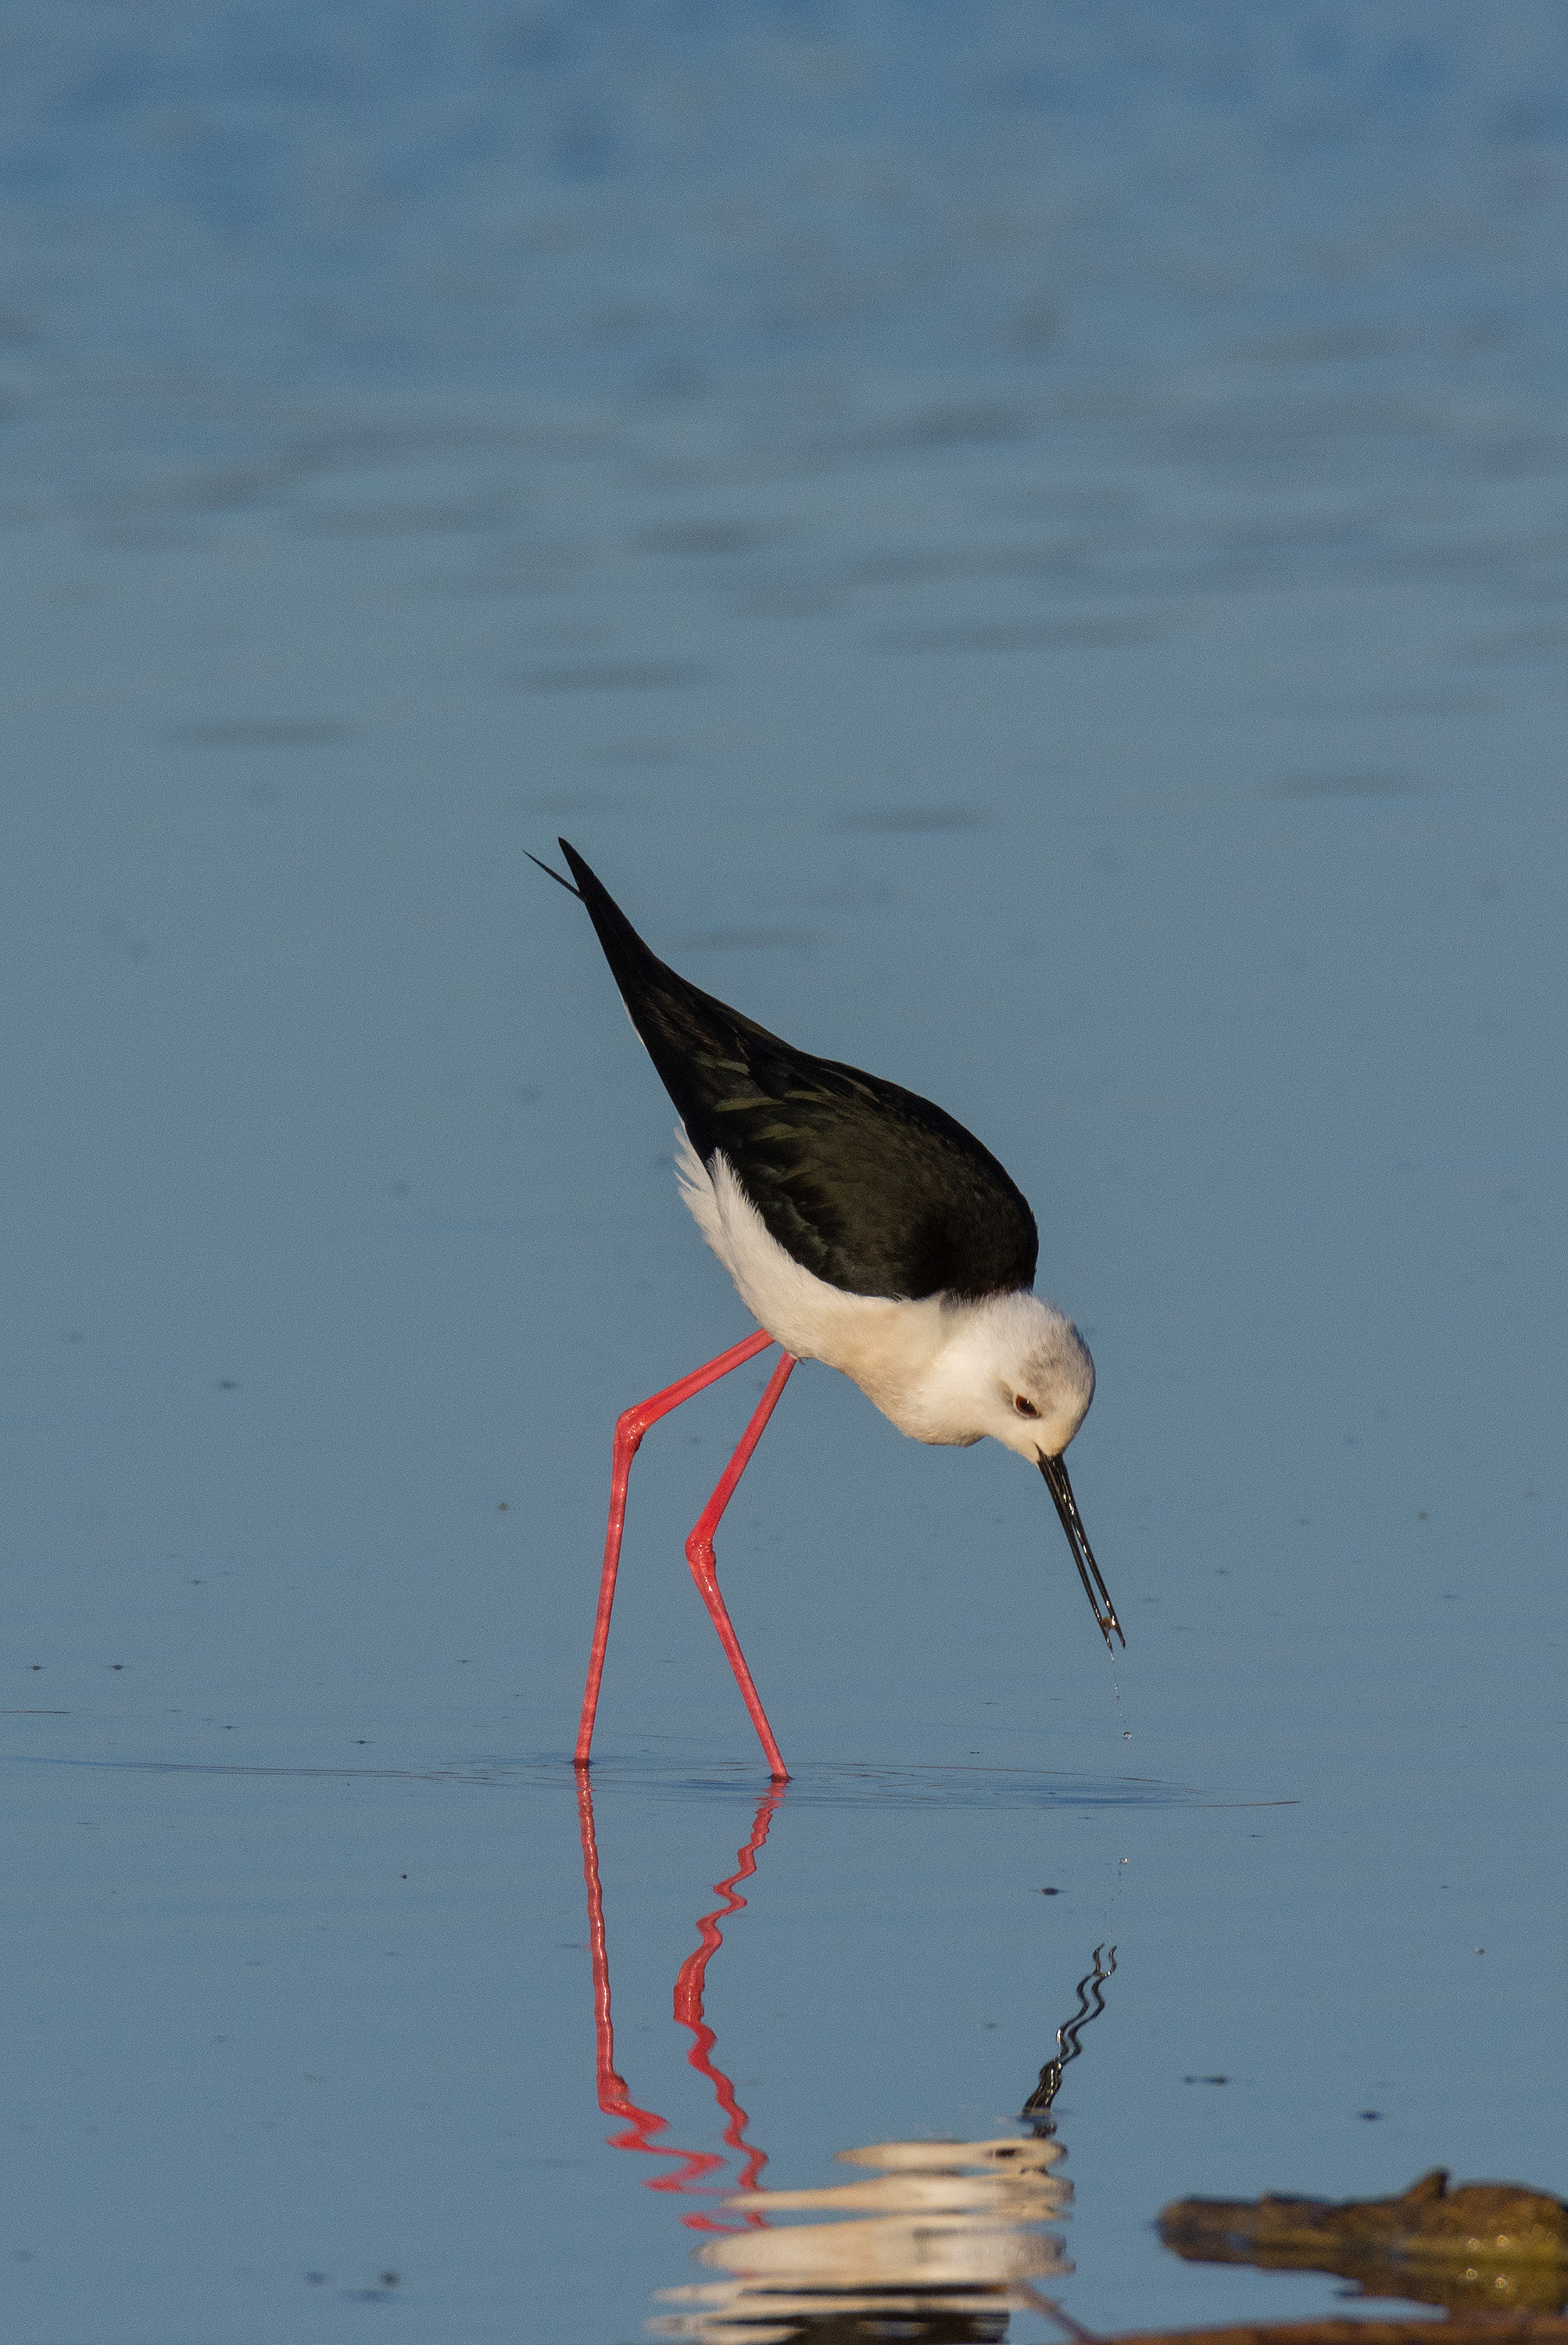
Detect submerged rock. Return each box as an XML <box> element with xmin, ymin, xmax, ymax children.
<box><xmin>1159</xmin><ymin>2169</ymin><xmax>1568</xmax><ymax>2312</ymax></box>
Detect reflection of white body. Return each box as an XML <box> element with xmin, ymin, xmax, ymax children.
<box><xmin>650</xmin><ymin>2136</ymin><xmax>1070</xmax><ymax>2340</ymax></box>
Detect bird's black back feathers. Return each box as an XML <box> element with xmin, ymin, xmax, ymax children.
<box><xmin>546</xmin><ymin>840</ymin><xmax>1038</xmax><ymax>1303</ymax></box>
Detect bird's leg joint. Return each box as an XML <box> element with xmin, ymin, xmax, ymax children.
<box><xmin>683</xmin><ymin>1527</ymin><xmax>715</xmax><ymax>1580</ymax></box>
<box><xmin>614</xmin><ymin>1408</ymin><xmax>653</xmax><ymax>1461</ymax></box>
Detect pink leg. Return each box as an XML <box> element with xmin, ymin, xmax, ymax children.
<box><xmin>575</xmin><ymin>1326</ymin><xmax>776</xmax><ymax>1769</ymax></box>
<box><xmin>684</xmin><ymin>1352</ymin><xmax>796</xmax><ymax>1781</ymax></box>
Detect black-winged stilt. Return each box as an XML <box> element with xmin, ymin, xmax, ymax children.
<box><xmin>535</xmin><ymin>840</ymin><xmax>1120</xmax><ymax>1781</ymax></box>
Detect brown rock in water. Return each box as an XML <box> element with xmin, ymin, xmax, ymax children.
<box><xmin>1159</xmin><ymin>2170</ymin><xmax>1568</xmax><ymax>2313</ymax></box>
<box><xmin>1114</xmin><ymin>2319</ymin><xmax>1568</xmax><ymax>2345</ymax></box>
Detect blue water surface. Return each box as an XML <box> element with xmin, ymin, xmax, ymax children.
<box><xmin>1</xmin><ymin>7</ymin><xmax>1564</xmax><ymax>2341</ymax></box>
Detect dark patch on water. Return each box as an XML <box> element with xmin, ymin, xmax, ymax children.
<box><xmin>848</xmin><ymin>542</ymin><xmax>1085</xmax><ymax>586</ymax></box>
<box><xmin>503</xmin><ymin>658</ymin><xmax>710</xmax><ymax>692</ymax></box>
<box><xmin>169</xmin><ymin>718</ymin><xmax>356</xmax><ymax>747</ymax></box>
<box><xmin>834</xmin><ymin>400</ymin><xmax>1040</xmax><ymax>456</ymax></box>
<box><xmin>1273</xmin><ymin>771</ymin><xmax>1429</xmax><ymax>798</ymax></box>
<box><xmin>1454</xmin><ymin>620</ymin><xmax>1568</xmax><ymax>664</ymax></box>
<box><xmin>875</xmin><ymin>616</ymin><xmax>1170</xmax><ymax>653</ymax></box>
<box><xmin>633</xmin><ymin>520</ymin><xmax>772</xmax><ymax>557</ymax></box>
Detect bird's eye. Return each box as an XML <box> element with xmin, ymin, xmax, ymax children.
<box><xmin>1013</xmin><ymin>1395</ymin><xmax>1040</xmax><ymax>1419</ymax></box>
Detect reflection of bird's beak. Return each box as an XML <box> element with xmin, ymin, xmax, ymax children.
<box><xmin>1038</xmin><ymin>1452</ymin><xmax>1123</xmax><ymax>1650</ymax></box>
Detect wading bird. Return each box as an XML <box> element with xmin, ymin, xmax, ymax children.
<box><xmin>535</xmin><ymin>842</ymin><xmax>1120</xmax><ymax>1780</ymax></box>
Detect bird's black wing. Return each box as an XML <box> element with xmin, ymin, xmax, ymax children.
<box><xmin>548</xmin><ymin>840</ymin><xmax>1038</xmax><ymax>1302</ymax></box>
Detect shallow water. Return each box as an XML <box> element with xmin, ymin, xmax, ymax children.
<box><xmin>1</xmin><ymin>8</ymin><xmax>1566</xmax><ymax>2341</ymax></box>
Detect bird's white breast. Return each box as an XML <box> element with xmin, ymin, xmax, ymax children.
<box><xmin>675</xmin><ymin>1128</ymin><xmax>980</xmax><ymax>1445</ymax></box>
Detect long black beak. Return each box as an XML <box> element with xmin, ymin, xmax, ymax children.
<box><xmin>1038</xmin><ymin>1452</ymin><xmax>1124</xmax><ymax>1651</ymax></box>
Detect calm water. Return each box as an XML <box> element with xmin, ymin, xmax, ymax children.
<box><xmin>2</xmin><ymin>8</ymin><xmax>1565</xmax><ymax>2341</ymax></box>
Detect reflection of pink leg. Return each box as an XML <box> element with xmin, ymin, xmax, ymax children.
<box><xmin>673</xmin><ymin>1785</ymin><xmax>786</xmax><ymax>2227</ymax></box>
<box><xmin>575</xmin><ymin>1327</ymin><xmax>775</xmax><ymax>1768</ymax></box>
<box><xmin>684</xmin><ymin>1353</ymin><xmax>796</xmax><ymax>1781</ymax></box>
<box><xmin>575</xmin><ymin>1767</ymin><xmax>782</xmax><ymax>2227</ymax></box>
<box><xmin>575</xmin><ymin>1770</ymin><xmax>717</xmax><ymax>2191</ymax></box>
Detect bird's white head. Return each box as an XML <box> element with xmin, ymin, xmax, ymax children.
<box><xmin>924</xmin><ymin>1288</ymin><xmax>1120</xmax><ymax>1651</ymax></box>
<box><xmin>927</xmin><ymin>1289</ymin><xmax>1095</xmax><ymax>1460</ymax></box>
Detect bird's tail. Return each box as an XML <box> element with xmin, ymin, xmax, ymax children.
<box><xmin>528</xmin><ymin>840</ymin><xmax>783</xmax><ymax>1162</ymax></box>
<box><xmin>536</xmin><ymin>838</ymin><xmax>678</xmax><ymax>1010</ymax></box>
